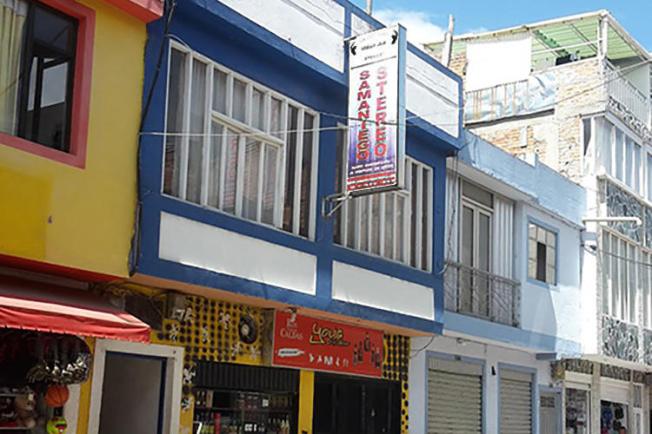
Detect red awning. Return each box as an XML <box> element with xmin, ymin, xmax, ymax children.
<box><xmin>0</xmin><ymin>277</ymin><xmax>150</xmax><ymax>343</ymax></box>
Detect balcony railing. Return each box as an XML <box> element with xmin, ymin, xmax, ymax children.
<box><xmin>464</xmin><ymin>71</ymin><xmax>556</xmax><ymax>123</ymax></box>
<box><xmin>444</xmin><ymin>260</ymin><xmax>520</xmax><ymax>327</ymax></box>
<box><xmin>605</xmin><ymin>62</ymin><xmax>650</xmax><ymax>127</ymax></box>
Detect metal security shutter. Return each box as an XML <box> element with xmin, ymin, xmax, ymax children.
<box><xmin>427</xmin><ymin>358</ymin><xmax>482</xmax><ymax>434</ymax></box>
<box><xmin>500</xmin><ymin>370</ymin><xmax>533</xmax><ymax>434</ymax></box>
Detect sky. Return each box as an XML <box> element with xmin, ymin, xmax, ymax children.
<box><xmin>352</xmin><ymin>0</ymin><xmax>652</xmax><ymax>50</ymax></box>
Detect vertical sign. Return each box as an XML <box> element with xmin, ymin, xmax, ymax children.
<box><xmin>347</xmin><ymin>25</ymin><xmax>406</xmax><ymax>195</ymax></box>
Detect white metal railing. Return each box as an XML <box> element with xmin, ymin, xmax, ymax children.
<box><xmin>606</xmin><ymin>62</ymin><xmax>650</xmax><ymax>127</ymax></box>
<box><xmin>464</xmin><ymin>71</ymin><xmax>556</xmax><ymax>123</ymax></box>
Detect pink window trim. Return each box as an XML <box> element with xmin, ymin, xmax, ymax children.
<box><xmin>0</xmin><ymin>0</ymin><xmax>95</xmax><ymax>169</ymax></box>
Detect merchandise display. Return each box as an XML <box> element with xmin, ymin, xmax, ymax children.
<box><xmin>0</xmin><ymin>330</ymin><xmax>87</xmax><ymax>432</ymax></box>
<box><xmin>193</xmin><ymin>389</ymin><xmax>295</xmax><ymax>434</ymax></box>
<box><xmin>565</xmin><ymin>388</ymin><xmax>589</xmax><ymax>434</ymax></box>
<box><xmin>601</xmin><ymin>401</ymin><xmax>628</xmax><ymax>434</ymax></box>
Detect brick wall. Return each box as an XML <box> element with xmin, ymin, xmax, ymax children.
<box><xmin>466</xmin><ymin>59</ymin><xmax>607</xmax><ymax>182</ymax></box>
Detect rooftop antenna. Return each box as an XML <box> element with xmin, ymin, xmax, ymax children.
<box><xmin>366</xmin><ymin>0</ymin><xmax>373</xmax><ymax>15</ymax></box>
<box><xmin>442</xmin><ymin>14</ymin><xmax>455</xmax><ymax>67</ymax></box>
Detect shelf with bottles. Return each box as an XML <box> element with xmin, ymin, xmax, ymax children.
<box><xmin>193</xmin><ymin>413</ymin><xmax>292</xmax><ymax>434</ymax></box>
<box><xmin>194</xmin><ymin>389</ymin><xmax>295</xmax><ymax>413</ymax></box>
<box><xmin>192</xmin><ymin>389</ymin><xmax>295</xmax><ymax>434</ymax></box>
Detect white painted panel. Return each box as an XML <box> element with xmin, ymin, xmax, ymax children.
<box><xmin>351</xmin><ymin>14</ymin><xmax>374</xmax><ymax>37</ymax></box>
<box><xmin>407</xmin><ymin>51</ymin><xmax>458</xmax><ymax>103</ymax></box>
<box><xmin>219</xmin><ymin>0</ymin><xmax>345</xmax><ymax>71</ymax></box>
<box><xmin>331</xmin><ymin>261</ymin><xmax>435</xmax><ymax>320</ymax></box>
<box><xmin>406</xmin><ymin>51</ymin><xmax>460</xmax><ymax>138</ymax></box>
<box><xmin>159</xmin><ymin>212</ymin><xmax>316</xmax><ymax>295</ymax></box>
<box><xmin>466</xmin><ymin>35</ymin><xmax>532</xmax><ymax>91</ymax></box>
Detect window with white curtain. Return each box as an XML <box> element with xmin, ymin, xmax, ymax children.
<box><xmin>334</xmin><ymin>128</ymin><xmax>433</xmax><ymax>271</ymax></box>
<box><xmin>595</xmin><ymin>117</ymin><xmax>644</xmax><ymax>196</ymax></box>
<box><xmin>602</xmin><ymin>230</ymin><xmax>639</xmax><ymax>324</ymax></box>
<box><xmin>163</xmin><ymin>44</ymin><xmax>318</xmax><ymax>238</ymax></box>
<box><xmin>642</xmin><ymin>250</ymin><xmax>652</xmax><ymax>329</ymax></box>
<box><xmin>647</xmin><ymin>154</ymin><xmax>652</xmax><ymax>202</ymax></box>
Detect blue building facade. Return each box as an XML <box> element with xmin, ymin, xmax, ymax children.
<box><xmin>132</xmin><ymin>1</ymin><xmax>462</xmax><ymax>432</ymax></box>
<box><xmin>135</xmin><ymin>0</ymin><xmax>462</xmax><ymax>334</ymax></box>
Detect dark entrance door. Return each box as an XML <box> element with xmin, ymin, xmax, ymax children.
<box><xmin>313</xmin><ymin>373</ymin><xmax>400</xmax><ymax>434</ymax></box>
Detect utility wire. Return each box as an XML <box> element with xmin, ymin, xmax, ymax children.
<box><xmin>138</xmin><ymin>56</ymin><xmax>652</xmax><ymax>143</ymax></box>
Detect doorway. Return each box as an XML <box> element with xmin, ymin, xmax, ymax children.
<box><xmin>87</xmin><ymin>340</ymin><xmax>183</xmax><ymax>434</ymax></box>
<box><xmin>313</xmin><ymin>373</ymin><xmax>400</xmax><ymax>434</ymax></box>
<box><xmin>98</xmin><ymin>352</ymin><xmax>166</xmax><ymax>433</ymax></box>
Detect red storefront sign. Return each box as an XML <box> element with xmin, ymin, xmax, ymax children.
<box><xmin>272</xmin><ymin>311</ymin><xmax>384</xmax><ymax>378</ymax></box>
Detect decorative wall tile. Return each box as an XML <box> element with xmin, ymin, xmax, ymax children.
<box><xmin>602</xmin><ymin>315</ymin><xmax>639</xmax><ymax>362</ymax></box>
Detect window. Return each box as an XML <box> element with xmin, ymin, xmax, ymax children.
<box><xmin>596</xmin><ymin>117</ymin><xmax>644</xmax><ymax>195</ymax></box>
<box><xmin>582</xmin><ymin>117</ymin><xmax>591</xmax><ymax>156</ymax></box>
<box><xmin>334</xmin><ymin>127</ymin><xmax>432</xmax><ymax>271</ymax></box>
<box><xmin>460</xmin><ymin>181</ymin><xmax>493</xmax><ymax>312</ymax></box>
<box><xmin>647</xmin><ymin>154</ymin><xmax>652</xmax><ymax>201</ymax></box>
<box><xmin>163</xmin><ymin>45</ymin><xmax>318</xmax><ymax>238</ymax></box>
<box><xmin>602</xmin><ymin>230</ymin><xmax>638</xmax><ymax>324</ymax></box>
<box><xmin>642</xmin><ymin>250</ymin><xmax>652</xmax><ymax>329</ymax></box>
<box><xmin>528</xmin><ymin>222</ymin><xmax>556</xmax><ymax>285</ymax></box>
<box><xmin>0</xmin><ymin>0</ymin><xmax>92</xmax><ymax>165</ymax></box>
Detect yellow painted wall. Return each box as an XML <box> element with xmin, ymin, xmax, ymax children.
<box><xmin>75</xmin><ymin>338</ymin><xmax>95</xmax><ymax>434</ymax></box>
<box><xmin>0</xmin><ymin>0</ymin><xmax>146</xmax><ymax>278</ymax></box>
<box><xmin>298</xmin><ymin>371</ymin><xmax>314</xmax><ymax>434</ymax></box>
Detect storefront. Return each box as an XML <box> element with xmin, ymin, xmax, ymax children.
<box><xmin>192</xmin><ymin>362</ymin><xmax>298</xmax><ymax>434</ymax></box>
<box><xmin>0</xmin><ymin>277</ymin><xmax>151</xmax><ymax>433</ymax></box>
<box><xmin>555</xmin><ymin>360</ymin><xmax>648</xmax><ymax>434</ymax></box>
<box><xmin>149</xmin><ymin>293</ymin><xmax>410</xmax><ymax>434</ymax></box>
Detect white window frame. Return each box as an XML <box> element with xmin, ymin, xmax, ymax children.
<box><xmin>600</xmin><ymin>115</ymin><xmax>646</xmax><ymax>197</ymax></box>
<box><xmin>162</xmin><ymin>42</ymin><xmax>319</xmax><ymax>239</ymax></box>
<box><xmin>602</xmin><ymin>228</ymin><xmax>639</xmax><ymax>325</ymax></box>
<box><xmin>459</xmin><ymin>194</ymin><xmax>493</xmax><ymax>274</ymax></box>
<box><xmin>641</xmin><ymin>248</ymin><xmax>652</xmax><ymax>330</ymax></box>
<box><xmin>336</xmin><ymin>154</ymin><xmax>433</xmax><ymax>272</ymax></box>
<box><xmin>87</xmin><ymin>340</ymin><xmax>184</xmax><ymax>434</ymax></box>
<box><xmin>527</xmin><ymin>222</ymin><xmax>557</xmax><ymax>286</ymax></box>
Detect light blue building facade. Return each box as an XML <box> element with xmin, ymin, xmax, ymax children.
<box><xmin>410</xmin><ymin>132</ymin><xmax>586</xmax><ymax>434</ymax></box>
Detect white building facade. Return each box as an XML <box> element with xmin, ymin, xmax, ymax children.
<box><xmin>427</xmin><ymin>11</ymin><xmax>652</xmax><ymax>434</ymax></box>
<box><xmin>409</xmin><ymin>133</ymin><xmax>586</xmax><ymax>434</ymax></box>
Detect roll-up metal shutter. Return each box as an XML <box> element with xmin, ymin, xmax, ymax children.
<box><xmin>427</xmin><ymin>358</ymin><xmax>483</xmax><ymax>434</ymax></box>
<box><xmin>500</xmin><ymin>369</ymin><xmax>533</xmax><ymax>434</ymax></box>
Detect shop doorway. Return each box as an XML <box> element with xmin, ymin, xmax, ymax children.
<box><xmin>313</xmin><ymin>373</ymin><xmax>400</xmax><ymax>434</ymax></box>
<box><xmin>98</xmin><ymin>352</ymin><xmax>166</xmax><ymax>433</ymax></box>
<box><xmin>601</xmin><ymin>400</ymin><xmax>628</xmax><ymax>434</ymax></box>
<box><xmin>87</xmin><ymin>340</ymin><xmax>183</xmax><ymax>434</ymax></box>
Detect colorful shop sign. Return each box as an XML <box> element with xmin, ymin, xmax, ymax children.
<box><xmin>346</xmin><ymin>25</ymin><xmax>406</xmax><ymax>195</ymax></box>
<box><xmin>272</xmin><ymin>311</ymin><xmax>383</xmax><ymax>377</ymax></box>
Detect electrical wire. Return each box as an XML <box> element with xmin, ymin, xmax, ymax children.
<box><xmin>130</xmin><ymin>0</ymin><xmax>177</xmax><ymax>276</ymax></box>
<box><xmin>137</xmin><ymin>56</ymin><xmax>652</xmax><ymax>144</ymax></box>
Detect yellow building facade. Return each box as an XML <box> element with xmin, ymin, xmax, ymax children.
<box><xmin>0</xmin><ymin>0</ymin><xmax>160</xmax><ymax>279</ymax></box>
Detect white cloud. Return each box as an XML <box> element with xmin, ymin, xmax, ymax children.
<box><xmin>374</xmin><ymin>9</ymin><xmax>446</xmax><ymax>45</ymax></box>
